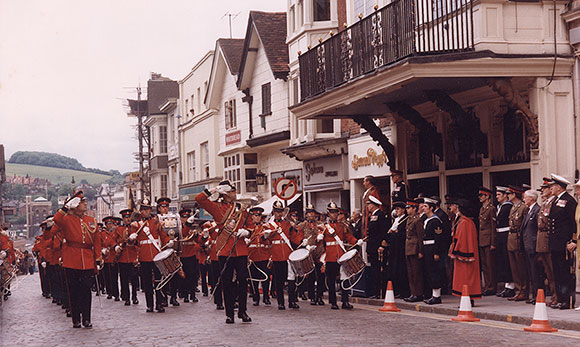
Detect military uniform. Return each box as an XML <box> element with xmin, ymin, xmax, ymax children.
<box><xmin>297</xmin><ymin>210</ymin><xmax>325</xmax><ymax>305</ymax></box>
<box><xmin>547</xmin><ymin>174</ymin><xmax>577</xmax><ymax>309</ymax></box>
<box><xmin>246</xmin><ymin>211</ymin><xmax>272</xmax><ymax>306</ymax></box>
<box><xmin>495</xmin><ymin>190</ymin><xmax>513</xmax><ymax>295</ymax></box>
<box><xmin>404</xmin><ymin>203</ymin><xmax>424</xmax><ymax>301</ymax></box>
<box><xmin>114</xmin><ymin>211</ymin><xmax>140</xmax><ymax>306</ymax></box>
<box><xmin>536</xmin><ymin>195</ymin><xmax>557</xmax><ymax>305</ymax></box>
<box><xmin>131</xmin><ymin>204</ymin><xmax>171</xmax><ymax>312</ymax></box>
<box><xmin>366</xmin><ymin>201</ymin><xmax>388</xmax><ymax>298</ymax></box>
<box><xmin>52</xmin><ymin>191</ymin><xmax>103</xmax><ymax>328</ymax></box>
<box><xmin>478</xmin><ymin>191</ymin><xmax>496</xmax><ymax>295</ymax></box>
<box><xmin>422</xmin><ymin>210</ymin><xmax>444</xmax><ymax>304</ymax></box>
<box><xmin>507</xmin><ymin>192</ymin><xmax>529</xmax><ymax>301</ymax></box>
<box><xmin>195</xmin><ymin>181</ymin><xmax>251</xmax><ymax>323</ymax></box>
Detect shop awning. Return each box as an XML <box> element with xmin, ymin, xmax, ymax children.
<box><xmin>256</xmin><ymin>194</ymin><xmax>302</xmax><ymax>215</ymax></box>
<box><xmin>303</xmin><ymin>182</ymin><xmax>345</xmax><ymax>193</ymax></box>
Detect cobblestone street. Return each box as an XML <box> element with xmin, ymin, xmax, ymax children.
<box><xmin>2</xmin><ymin>275</ymin><xmax>580</xmax><ymax>346</ymax></box>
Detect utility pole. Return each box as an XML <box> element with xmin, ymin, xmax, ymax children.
<box><xmin>137</xmin><ymin>86</ymin><xmax>145</xmax><ymax>200</ymax></box>
<box><xmin>25</xmin><ymin>195</ymin><xmax>31</xmax><ymax>239</ymax></box>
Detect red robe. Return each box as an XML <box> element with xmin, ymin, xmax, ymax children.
<box><xmin>449</xmin><ymin>216</ymin><xmax>481</xmax><ymax>299</ymax></box>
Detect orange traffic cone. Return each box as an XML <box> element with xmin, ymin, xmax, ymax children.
<box><xmin>524</xmin><ymin>289</ymin><xmax>558</xmax><ymax>333</ymax></box>
<box><xmin>378</xmin><ymin>281</ymin><xmax>400</xmax><ymax>312</ymax></box>
<box><xmin>452</xmin><ymin>285</ymin><xmax>479</xmax><ymax>322</ymax></box>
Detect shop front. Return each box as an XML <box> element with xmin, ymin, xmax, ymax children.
<box><xmin>348</xmin><ymin>127</ymin><xmax>394</xmax><ymax>212</ymax></box>
<box><xmin>303</xmin><ymin>155</ymin><xmax>349</xmax><ymax>214</ymax></box>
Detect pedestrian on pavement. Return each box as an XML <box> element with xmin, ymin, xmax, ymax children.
<box><xmin>448</xmin><ymin>198</ymin><xmax>481</xmax><ymax>302</ymax></box>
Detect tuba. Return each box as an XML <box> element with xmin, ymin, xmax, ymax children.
<box><xmin>215</xmin><ymin>202</ymin><xmax>246</xmax><ymax>254</ymax></box>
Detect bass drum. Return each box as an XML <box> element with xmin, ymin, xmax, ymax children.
<box><xmin>338</xmin><ymin>249</ymin><xmax>365</xmax><ymax>278</ymax></box>
<box><xmin>288</xmin><ymin>248</ymin><xmax>315</xmax><ymax>277</ymax></box>
<box><xmin>0</xmin><ymin>260</ymin><xmax>15</xmax><ymax>287</ymax></box>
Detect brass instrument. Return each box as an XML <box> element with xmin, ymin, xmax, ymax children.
<box><xmin>215</xmin><ymin>203</ymin><xmax>247</xmax><ymax>254</ymax></box>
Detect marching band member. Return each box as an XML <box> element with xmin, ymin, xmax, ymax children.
<box><xmin>246</xmin><ymin>206</ymin><xmax>272</xmax><ymax>306</ymax></box>
<box><xmin>115</xmin><ymin>209</ymin><xmax>139</xmax><ymax>306</ymax></box>
<box><xmin>180</xmin><ymin>209</ymin><xmax>200</xmax><ymax>303</ymax></box>
<box><xmin>205</xmin><ymin>221</ymin><xmax>224</xmax><ymax>310</ymax></box>
<box><xmin>102</xmin><ymin>216</ymin><xmax>120</xmax><ymax>301</ymax></box>
<box><xmin>297</xmin><ymin>204</ymin><xmax>325</xmax><ymax>306</ymax></box>
<box><xmin>195</xmin><ymin>180</ymin><xmax>252</xmax><ymax>324</ymax></box>
<box><xmin>52</xmin><ymin>191</ymin><xmax>103</xmax><ymax>328</ymax></box>
<box><xmin>319</xmin><ymin>202</ymin><xmax>362</xmax><ymax>310</ymax></box>
<box><xmin>131</xmin><ymin>199</ymin><xmax>172</xmax><ymax>313</ymax></box>
<box><xmin>157</xmin><ymin>197</ymin><xmax>181</xmax><ymax>307</ymax></box>
<box><xmin>264</xmin><ymin>200</ymin><xmax>303</xmax><ymax>310</ymax></box>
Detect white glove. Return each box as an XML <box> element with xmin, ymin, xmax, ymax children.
<box><xmin>357</xmin><ymin>239</ymin><xmax>363</xmax><ymax>246</ymax></box>
<box><xmin>102</xmin><ymin>248</ymin><xmax>109</xmax><ymax>257</ymax></box>
<box><xmin>317</xmin><ymin>233</ymin><xmax>324</xmax><ymax>242</ymax></box>
<box><xmin>41</xmin><ymin>261</ymin><xmax>47</xmax><ymax>268</ymax></box>
<box><xmin>262</xmin><ymin>229</ymin><xmax>272</xmax><ymax>238</ymax></box>
<box><xmin>129</xmin><ymin>233</ymin><xmax>137</xmax><ymax>241</ymax></box>
<box><xmin>245</xmin><ymin>238</ymin><xmax>251</xmax><ymax>245</ymax></box>
<box><xmin>187</xmin><ymin>216</ymin><xmax>196</xmax><ymax>224</ymax></box>
<box><xmin>306</xmin><ymin>245</ymin><xmax>315</xmax><ymax>251</ymax></box>
<box><xmin>237</xmin><ymin>229</ymin><xmax>250</xmax><ymax>239</ymax></box>
<box><xmin>115</xmin><ymin>245</ymin><xmax>122</xmax><ymax>253</ymax></box>
<box><xmin>166</xmin><ymin>240</ymin><xmax>175</xmax><ymax>249</ymax></box>
<box><xmin>46</xmin><ymin>218</ymin><xmax>54</xmax><ymax>228</ymax></box>
<box><xmin>301</xmin><ymin>239</ymin><xmax>308</xmax><ymax>247</ymax></box>
<box><xmin>0</xmin><ymin>250</ymin><xmax>6</xmax><ymax>259</ymax></box>
<box><xmin>216</xmin><ymin>185</ymin><xmax>232</xmax><ymax>195</ymax></box>
<box><xmin>65</xmin><ymin>197</ymin><xmax>81</xmax><ymax>209</ymax></box>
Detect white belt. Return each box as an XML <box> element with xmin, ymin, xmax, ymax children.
<box><xmin>496</xmin><ymin>227</ymin><xmax>510</xmax><ymax>233</ymax></box>
<box><xmin>140</xmin><ymin>239</ymin><xmax>160</xmax><ymax>245</ymax></box>
<box><xmin>211</xmin><ymin>240</ymin><xmax>216</xmax><ymax>244</ymax></box>
<box><xmin>271</xmin><ymin>240</ymin><xmax>285</xmax><ymax>245</ymax></box>
<box><xmin>423</xmin><ymin>240</ymin><xmax>435</xmax><ymax>245</ymax></box>
<box><xmin>249</xmin><ymin>244</ymin><xmax>265</xmax><ymax>248</ymax></box>
<box><xmin>183</xmin><ymin>241</ymin><xmax>195</xmax><ymax>245</ymax></box>
<box><xmin>326</xmin><ymin>241</ymin><xmax>338</xmax><ymax>246</ymax></box>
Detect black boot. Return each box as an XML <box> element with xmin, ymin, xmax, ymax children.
<box><xmin>238</xmin><ymin>311</ymin><xmax>252</xmax><ymax>323</ymax></box>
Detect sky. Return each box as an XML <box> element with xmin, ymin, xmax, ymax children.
<box><xmin>0</xmin><ymin>0</ymin><xmax>286</xmax><ymax>173</ymax></box>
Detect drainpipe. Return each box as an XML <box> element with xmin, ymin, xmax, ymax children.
<box><xmin>242</xmin><ymin>88</ymin><xmax>253</xmax><ymax>139</ymax></box>
<box><xmin>573</xmin><ymin>57</ymin><xmax>580</xmax><ymax>181</ymax></box>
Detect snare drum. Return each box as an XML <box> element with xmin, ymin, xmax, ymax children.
<box><xmin>310</xmin><ymin>244</ymin><xmax>325</xmax><ymax>263</ymax></box>
<box><xmin>338</xmin><ymin>249</ymin><xmax>365</xmax><ymax>278</ymax></box>
<box><xmin>0</xmin><ymin>261</ymin><xmax>15</xmax><ymax>287</ymax></box>
<box><xmin>153</xmin><ymin>249</ymin><xmax>182</xmax><ymax>277</ymax></box>
<box><xmin>288</xmin><ymin>248</ymin><xmax>315</xmax><ymax>277</ymax></box>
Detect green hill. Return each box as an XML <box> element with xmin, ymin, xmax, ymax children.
<box><xmin>5</xmin><ymin>163</ymin><xmax>112</xmax><ymax>186</ymax></box>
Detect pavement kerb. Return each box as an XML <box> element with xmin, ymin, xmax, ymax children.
<box><xmin>347</xmin><ymin>296</ymin><xmax>580</xmax><ymax>332</ymax></box>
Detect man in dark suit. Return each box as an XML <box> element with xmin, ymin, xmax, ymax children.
<box><xmin>521</xmin><ymin>189</ymin><xmax>540</xmax><ymax>304</ymax></box>
<box><xmin>548</xmin><ymin>174</ymin><xmax>578</xmax><ymax>310</ymax></box>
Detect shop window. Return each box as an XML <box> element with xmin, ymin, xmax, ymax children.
<box><xmin>313</xmin><ymin>0</ymin><xmax>331</xmax><ymax>21</ymax></box>
<box><xmin>490</xmin><ymin>169</ymin><xmax>531</xmax><ymax>196</ymax></box>
<box><xmin>408</xmin><ymin>177</ymin><xmax>439</xmax><ymax>200</ymax></box>
<box><xmin>446</xmin><ymin>173</ymin><xmax>481</xmax><ymax>219</ymax></box>
<box><xmin>246</xmin><ymin>168</ymin><xmax>258</xmax><ymax>193</ymax></box>
<box><xmin>244</xmin><ymin>153</ymin><xmax>258</xmax><ymax>165</ymax></box>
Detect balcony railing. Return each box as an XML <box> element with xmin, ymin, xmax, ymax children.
<box><xmin>299</xmin><ymin>0</ymin><xmax>474</xmax><ymax>102</ymax></box>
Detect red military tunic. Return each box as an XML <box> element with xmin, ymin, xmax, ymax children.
<box><xmin>267</xmin><ymin>219</ymin><xmax>302</xmax><ymax>261</ymax></box>
<box><xmin>195</xmin><ymin>190</ymin><xmax>249</xmax><ymax>257</ymax></box>
<box><xmin>49</xmin><ymin>225</ymin><xmax>64</xmax><ymax>265</ymax></box>
<box><xmin>101</xmin><ymin>230</ymin><xmax>118</xmax><ymax>263</ymax></box>
<box><xmin>0</xmin><ymin>233</ymin><xmax>16</xmax><ymax>263</ymax></box>
<box><xmin>247</xmin><ymin>222</ymin><xmax>272</xmax><ymax>263</ymax></box>
<box><xmin>53</xmin><ymin>209</ymin><xmax>102</xmax><ymax>270</ymax></box>
<box><xmin>321</xmin><ymin>221</ymin><xmax>357</xmax><ymax>263</ymax></box>
<box><xmin>114</xmin><ymin>225</ymin><xmax>139</xmax><ymax>263</ymax></box>
<box><xmin>132</xmin><ymin>217</ymin><xmax>169</xmax><ymax>262</ymax></box>
<box><xmin>449</xmin><ymin>216</ymin><xmax>482</xmax><ymax>299</ymax></box>
<box><xmin>181</xmin><ymin>224</ymin><xmax>200</xmax><ymax>258</ymax></box>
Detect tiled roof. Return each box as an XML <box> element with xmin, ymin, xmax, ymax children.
<box><xmin>218</xmin><ymin>38</ymin><xmax>245</xmax><ymax>75</ymax></box>
<box><xmin>248</xmin><ymin>11</ymin><xmax>289</xmax><ymax>77</ymax></box>
<box><xmin>147</xmin><ymin>74</ymin><xmax>178</xmax><ymax>115</ymax></box>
